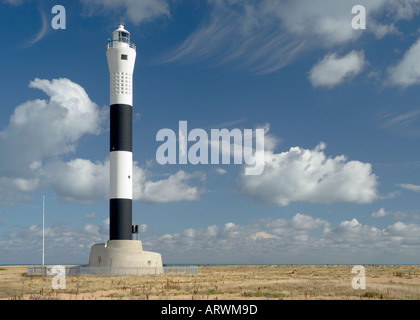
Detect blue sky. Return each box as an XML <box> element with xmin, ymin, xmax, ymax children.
<box><xmin>1</xmin><ymin>0</ymin><xmax>420</xmax><ymax>265</ymax></box>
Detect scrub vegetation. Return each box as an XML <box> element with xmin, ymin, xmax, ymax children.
<box><xmin>0</xmin><ymin>265</ymin><xmax>419</xmax><ymax>300</ymax></box>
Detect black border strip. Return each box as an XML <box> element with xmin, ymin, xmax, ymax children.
<box><xmin>110</xmin><ymin>104</ymin><xmax>132</xmax><ymax>152</ymax></box>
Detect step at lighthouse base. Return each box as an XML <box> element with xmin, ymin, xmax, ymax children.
<box><xmin>88</xmin><ymin>240</ymin><xmax>163</xmax><ymax>275</ymax></box>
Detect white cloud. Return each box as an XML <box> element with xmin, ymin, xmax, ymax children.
<box><xmin>309</xmin><ymin>51</ymin><xmax>366</xmax><ymax>88</ymax></box>
<box><xmin>388</xmin><ymin>0</ymin><xmax>420</xmax><ymax>20</ymax></box>
<box><xmin>262</xmin><ymin>0</ymin><xmax>416</xmax><ymax>43</ymax></box>
<box><xmin>0</xmin><ymin>78</ymin><xmax>104</xmax><ymax>178</ymax></box>
<box><xmin>2</xmin><ymin>213</ymin><xmax>420</xmax><ymax>264</ymax></box>
<box><xmin>84</xmin><ymin>212</ymin><xmax>96</xmax><ymax>219</ymax></box>
<box><xmin>385</xmin><ymin>221</ymin><xmax>420</xmax><ymax>245</ymax></box>
<box><xmin>372</xmin><ymin>208</ymin><xmax>389</xmax><ymax>218</ymax></box>
<box><xmin>138</xmin><ymin>224</ymin><xmax>148</xmax><ymax>233</ymax></box>
<box><xmin>80</xmin><ymin>0</ymin><xmax>170</xmax><ymax>25</ymax></box>
<box><xmin>250</xmin><ymin>231</ymin><xmax>279</xmax><ymax>240</ymax></box>
<box><xmin>324</xmin><ymin>218</ymin><xmax>384</xmax><ymax>246</ymax></box>
<box><xmin>371</xmin><ymin>207</ymin><xmax>420</xmax><ymax>220</ymax></box>
<box><xmin>275</xmin><ymin>0</ymin><xmax>361</xmax><ymax>45</ymax></box>
<box><xmin>0</xmin><ymin>78</ymin><xmax>205</xmax><ymax>205</ymax></box>
<box><xmin>324</xmin><ymin>218</ymin><xmax>420</xmax><ymax>251</ymax></box>
<box><xmin>41</xmin><ymin>159</ymin><xmax>205</xmax><ymax>204</ymax></box>
<box><xmin>0</xmin><ymin>78</ymin><xmax>105</xmax><ymax>204</ymax></box>
<box><xmin>369</xmin><ymin>22</ymin><xmax>400</xmax><ymax>39</ymax></box>
<box><xmin>133</xmin><ymin>169</ymin><xmax>205</xmax><ymax>203</ymax></box>
<box><xmin>236</xmin><ymin>142</ymin><xmax>378</xmax><ymax>206</ymax></box>
<box><xmin>290</xmin><ymin>213</ymin><xmax>330</xmax><ymax>230</ymax></box>
<box><xmin>42</xmin><ymin>159</ymin><xmax>108</xmax><ymax>204</ymax></box>
<box><xmin>388</xmin><ymin>37</ymin><xmax>420</xmax><ymax>87</ymax></box>
<box><xmin>397</xmin><ymin>183</ymin><xmax>420</xmax><ymax>192</ymax></box>
<box><xmin>0</xmin><ymin>219</ymin><xmax>109</xmax><ymax>264</ymax></box>
<box><xmin>147</xmin><ymin>214</ymin><xmax>420</xmax><ymax>264</ymax></box>
<box><xmin>0</xmin><ymin>177</ymin><xmax>39</xmax><ymax>205</ymax></box>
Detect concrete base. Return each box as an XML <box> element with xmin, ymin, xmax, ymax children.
<box><xmin>88</xmin><ymin>240</ymin><xmax>163</xmax><ymax>275</ymax></box>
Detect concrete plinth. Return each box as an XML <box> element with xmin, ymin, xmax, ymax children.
<box><xmin>88</xmin><ymin>240</ymin><xmax>163</xmax><ymax>275</ymax></box>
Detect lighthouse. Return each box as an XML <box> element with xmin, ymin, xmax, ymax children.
<box><xmin>107</xmin><ymin>24</ymin><xmax>135</xmax><ymax>240</ymax></box>
<box><xmin>87</xmin><ymin>24</ymin><xmax>163</xmax><ymax>274</ymax></box>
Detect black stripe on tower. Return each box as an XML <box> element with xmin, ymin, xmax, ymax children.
<box><xmin>110</xmin><ymin>104</ymin><xmax>132</xmax><ymax>152</ymax></box>
<box><xmin>110</xmin><ymin>199</ymin><xmax>132</xmax><ymax>240</ymax></box>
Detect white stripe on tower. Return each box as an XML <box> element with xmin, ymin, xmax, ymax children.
<box><xmin>106</xmin><ymin>24</ymin><xmax>136</xmax><ymax>240</ymax></box>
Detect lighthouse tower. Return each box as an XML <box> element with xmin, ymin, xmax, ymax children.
<box><xmin>87</xmin><ymin>24</ymin><xmax>162</xmax><ymax>274</ymax></box>
<box><xmin>107</xmin><ymin>24</ymin><xmax>135</xmax><ymax>240</ymax></box>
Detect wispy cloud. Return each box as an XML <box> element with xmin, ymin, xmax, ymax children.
<box><xmin>375</xmin><ymin>108</ymin><xmax>420</xmax><ymax>137</ymax></box>
<box><xmin>372</xmin><ymin>207</ymin><xmax>420</xmax><ymax>220</ymax></box>
<box><xmin>2</xmin><ymin>0</ymin><xmax>26</xmax><ymax>5</ymax></box>
<box><xmin>204</xmin><ymin>117</ymin><xmax>247</xmax><ymax>130</ymax></box>
<box><xmin>398</xmin><ymin>183</ymin><xmax>420</xmax><ymax>192</ymax></box>
<box><xmin>80</xmin><ymin>0</ymin><xmax>170</xmax><ymax>25</ymax></box>
<box><xmin>23</xmin><ymin>9</ymin><xmax>48</xmax><ymax>48</ymax></box>
<box><xmin>157</xmin><ymin>0</ymin><xmax>420</xmax><ymax>77</ymax></box>
<box><xmin>158</xmin><ymin>1</ymin><xmax>310</xmax><ymax>74</ymax></box>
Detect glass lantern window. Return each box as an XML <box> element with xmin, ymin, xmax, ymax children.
<box><xmin>119</xmin><ymin>32</ymin><xmax>129</xmax><ymax>41</ymax></box>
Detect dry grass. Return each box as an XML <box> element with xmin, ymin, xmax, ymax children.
<box><xmin>0</xmin><ymin>265</ymin><xmax>419</xmax><ymax>300</ymax></box>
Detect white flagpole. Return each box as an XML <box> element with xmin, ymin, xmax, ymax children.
<box><xmin>42</xmin><ymin>195</ymin><xmax>45</xmax><ymax>266</ymax></box>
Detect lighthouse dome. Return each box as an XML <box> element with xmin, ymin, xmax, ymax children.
<box><xmin>112</xmin><ymin>24</ymin><xmax>130</xmax><ymax>42</ymax></box>
<box><xmin>107</xmin><ymin>23</ymin><xmax>136</xmax><ymax>51</ymax></box>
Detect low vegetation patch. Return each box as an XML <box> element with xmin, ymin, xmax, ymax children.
<box><xmin>0</xmin><ymin>265</ymin><xmax>418</xmax><ymax>300</ymax></box>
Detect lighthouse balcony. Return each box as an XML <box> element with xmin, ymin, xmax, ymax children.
<box><xmin>106</xmin><ymin>39</ymin><xmax>136</xmax><ymax>51</ymax></box>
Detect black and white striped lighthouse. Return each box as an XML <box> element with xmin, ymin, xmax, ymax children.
<box><xmin>87</xmin><ymin>25</ymin><xmax>162</xmax><ymax>273</ymax></box>
<box><xmin>106</xmin><ymin>24</ymin><xmax>136</xmax><ymax>240</ymax></box>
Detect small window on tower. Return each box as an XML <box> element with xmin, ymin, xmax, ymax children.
<box><xmin>121</xmin><ymin>54</ymin><xmax>128</xmax><ymax>60</ymax></box>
